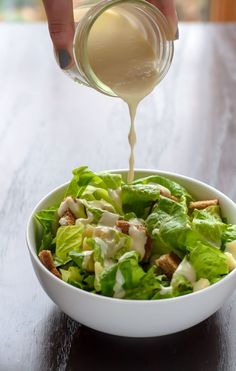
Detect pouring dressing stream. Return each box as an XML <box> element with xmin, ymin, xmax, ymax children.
<box><xmin>85</xmin><ymin>7</ymin><xmax>160</xmax><ymax>182</ymax></box>
<box><xmin>70</xmin><ymin>1</ymin><xmax>173</xmax><ymax>182</ymax></box>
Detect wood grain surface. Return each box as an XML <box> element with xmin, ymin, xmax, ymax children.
<box><xmin>210</xmin><ymin>0</ymin><xmax>236</xmax><ymax>22</ymax></box>
<box><xmin>0</xmin><ymin>23</ymin><xmax>236</xmax><ymax>371</ymax></box>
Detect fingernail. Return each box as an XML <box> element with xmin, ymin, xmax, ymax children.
<box><xmin>175</xmin><ymin>27</ymin><xmax>179</xmax><ymax>40</ymax></box>
<box><xmin>57</xmin><ymin>49</ymin><xmax>72</xmax><ymax>69</ymax></box>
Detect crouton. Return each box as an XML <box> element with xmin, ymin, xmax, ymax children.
<box><xmin>160</xmin><ymin>189</ymin><xmax>178</xmax><ymax>202</ymax></box>
<box><xmin>38</xmin><ymin>250</ymin><xmax>61</xmax><ymax>279</ymax></box>
<box><xmin>155</xmin><ymin>253</ymin><xmax>181</xmax><ymax>278</ymax></box>
<box><xmin>116</xmin><ymin>220</ymin><xmax>130</xmax><ymax>234</ymax></box>
<box><xmin>189</xmin><ymin>199</ymin><xmax>219</xmax><ymax>210</ymax></box>
<box><xmin>59</xmin><ymin>209</ymin><xmax>76</xmax><ymax>226</ymax></box>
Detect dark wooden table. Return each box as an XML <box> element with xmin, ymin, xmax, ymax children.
<box><xmin>1</xmin><ymin>22</ymin><xmax>236</xmax><ymax>371</ymax></box>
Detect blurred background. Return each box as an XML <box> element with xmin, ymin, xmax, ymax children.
<box><xmin>0</xmin><ymin>0</ymin><xmax>236</xmax><ymax>22</ymax></box>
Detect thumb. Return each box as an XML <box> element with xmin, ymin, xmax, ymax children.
<box><xmin>149</xmin><ymin>0</ymin><xmax>178</xmax><ymax>40</ymax></box>
<box><xmin>42</xmin><ymin>0</ymin><xmax>75</xmax><ymax>69</ymax></box>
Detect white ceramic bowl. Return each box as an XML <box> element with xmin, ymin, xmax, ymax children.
<box><xmin>26</xmin><ymin>170</ymin><xmax>236</xmax><ymax>337</ymax></box>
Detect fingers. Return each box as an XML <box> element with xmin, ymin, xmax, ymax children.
<box><xmin>42</xmin><ymin>0</ymin><xmax>75</xmax><ymax>69</ymax></box>
<box><xmin>42</xmin><ymin>0</ymin><xmax>177</xmax><ymax>71</ymax></box>
<box><xmin>149</xmin><ymin>0</ymin><xmax>179</xmax><ymax>40</ymax></box>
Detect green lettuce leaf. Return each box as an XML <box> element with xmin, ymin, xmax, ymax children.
<box><xmin>189</xmin><ymin>242</ymin><xmax>229</xmax><ymax>283</ymax></box>
<box><xmin>84</xmin><ymin>199</ymin><xmax>118</xmax><ymax>224</ymax></box>
<box><xmin>124</xmin><ymin>267</ymin><xmax>163</xmax><ymax>300</ymax></box>
<box><xmin>35</xmin><ymin>206</ymin><xmax>58</xmax><ymax>253</ymax></box>
<box><xmin>55</xmin><ymin>224</ymin><xmax>84</xmax><ymax>264</ymax></box>
<box><xmin>60</xmin><ymin>266</ymin><xmax>82</xmax><ymax>283</ymax></box>
<box><xmin>99</xmin><ymin>251</ymin><xmax>145</xmax><ymax>297</ymax></box>
<box><xmin>146</xmin><ymin>197</ymin><xmax>191</xmax><ymax>256</ymax></box>
<box><xmin>187</xmin><ymin>206</ymin><xmax>226</xmax><ymax>249</ymax></box>
<box><xmin>98</xmin><ymin>263</ymin><xmax>117</xmax><ymax>296</ymax></box>
<box><xmin>146</xmin><ymin>199</ymin><xmax>227</xmax><ymax>258</ymax></box>
<box><xmin>65</xmin><ymin>166</ymin><xmax>99</xmax><ymax>198</ymax></box>
<box><xmin>69</xmin><ymin>250</ymin><xmax>94</xmax><ymax>271</ymax></box>
<box><xmin>99</xmin><ymin>252</ymin><xmax>165</xmax><ymax>299</ymax></box>
<box><xmin>90</xmin><ymin>229</ymin><xmax>131</xmax><ymax>261</ymax></box>
<box><xmin>65</xmin><ymin>166</ymin><xmax>122</xmax><ymax>214</ymax></box>
<box><xmin>60</xmin><ymin>266</ymin><xmax>95</xmax><ymax>291</ymax></box>
<box><xmin>97</xmin><ymin>172</ymin><xmax>123</xmax><ymax>189</ymax></box>
<box><xmin>171</xmin><ymin>274</ymin><xmax>193</xmax><ymax>297</ymax></box>
<box><xmin>123</xmin><ymin>212</ymin><xmax>138</xmax><ymax>221</ymax></box>
<box><xmin>152</xmin><ymin>287</ymin><xmax>173</xmax><ymax>300</ymax></box>
<box><xmin>84</xmin><ymin>237</ymin><xmax>106</xmax><ymax>264</ymax></box>
<box><xmin>122</xmin><ymin>183</ymin><xmax>161</xmax><ymax>218</ymax></box>
<box><xmin>222</xmin><ymin>224</ymin><xmax>236</xmax><ymax>247</ymax></box>
<box><xmin>132</xmin><ymin>175</ymin><xmax>192</xmax><ymax>200</ymax></box>
<box><xmin>118</xmin><ymin>251</ymin><xmax>146</xmax><ymax>289</ymax></box>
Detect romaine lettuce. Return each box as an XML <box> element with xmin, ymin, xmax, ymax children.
<box><xmin>122</xmin><ymin>183</ymin><xmax>161</xmax><ymax>218</ymax></box>
<box><xmin>60</xmin><ymin>266</ymin><xmax>95</xmax><ymax>291</ymax></box>
<box><xmin>99</xmin><ymin>252</ymin><xmax>145</xmax><ymax>297</ymax></box>
<box><xmin>189</xmin><ymin>242</ymin><xmax>229</xmax><ymax>283</ymax></box>
<box><xmin>188</xmin><ymin>206</ymin><xmax>226</xmax><ymax>249</ymax></box>
<box><xmin>124</xmin><ymin>267</ymin><xmax>163</xmax><ymax>300</ymax></box>
<box><xmin>171</xmin><ymin>274</ymin><xmax>193</xmax><ymax>297</ymax></box>
<box><xmin>55</xmin><ymin>224</ymin><xmax>84</xmax><ymax>264</ymax></box>
<box><xmin>65</xmin><ymin>166</ymin><xmax>123</xmax><ymax>214</ymax></box>
<box><xmin>69</xmin><ymin>250</ymin><xmax>94</xmax><ymax>271</ymax></box>
<box><xmin>146</xmin><ymin>197</ymin><xmax>191</xmax><ymax>256</ymax></box>
<box><xmin>35</xmin><ymin>206</ymin><xmax>58</xmax><ymax>252</ymax></box>
<box><xmin>132</xmin><ymin>175</ymin><xmax>192</xmax><ymax>200</ymax></box>
<box><xmin>222</xmin><ymin>224</ymin><xmax>236</xmax><ymax>246</ymax></box>
<box><xmin>99</xmin><ymin>252</ymin><xmax>167</xmax><ymax>299</ymax></box>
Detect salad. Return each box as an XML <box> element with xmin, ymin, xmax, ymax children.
<box><xmin>35</xmin><ymin>166</ymin><xmax>236</xmax><ymax>300</ymax></box>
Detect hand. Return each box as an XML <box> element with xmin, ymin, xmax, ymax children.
<box><xmin>42</xmin><ymin>0</ymin><xmax>178</xmax><ymax>70</ymax></box>
<box><xmin>149</xmin><ymin>0</ymin><xmax>179</xmax><ymax>39</ymax></box>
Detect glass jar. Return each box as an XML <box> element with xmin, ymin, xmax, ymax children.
<box><xmin>66</xmin><ymin>0</ymin><xmax>174</xmax><ymax>97</ymax></box>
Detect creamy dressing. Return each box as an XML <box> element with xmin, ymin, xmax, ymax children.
<box><xmin>129</xmin><ymin>218</ymin><xmax>144</xmax><ymax>225</ymax></box>
<box><xmin>82</xmin><ymin>251</ymin><xmax>93</xmax><ymax>270</ymax></box>
<box><xmin>99</xmin><ymin>211</ymin><xmax>120</xmax><ymax>227</ymax></box>
<box><xmin>224</xmin><ymin>252</ymin><xmax>236</xmax><ymax>272</ymax></box>
<box><xmin>94</xmin><ymin>236</ymin><xmax>108</xmax><ymax>258</ymax></box>
<box><xmin>76</xmin><ymin>211</ymin><xmax>93</xmax><ymax>225</ymax></box>
<box><xmin>93</xmin><ymin>227</ymin><xmax>126</xmax><ymax>259</ymax></box>
<box><xmin>87</xmin><ymin>199</ymin><xmax>114</xmax><ymax>213</ymax></box>
<box><xmin>108</xmin><ymin>188</ymin><xmax>122</xmax><ymax>209</ymax></box>
<box><xmin>86</xmin><ymin>7</ymin><xmax>159</xmax><ymax>182</ymax></box>
<box><xmin>225</xmin><ymin>240</ymin><xmax>236</xmax><ymax>259</ymax></box>
<box><xmin>128</xmin><ymin>105</ymin><xmax>137</xmax><ymax>183</ymax></box>
<box><xmin>128</xmin><ymin>224</ymin><xmax>147</xmax><ymax>260</ymax></box>
<box><xmin>173</xmin><ymin>257</ymin><xmax>196</xmax><ymax>283</ymax></box>
<box><xmin>58</xmin><ymin>196</ymin><xmax>84</xmax><ymax>218</ymax></box>
<box><xmin>94</xmin><ymin>261</ymin><xmax>104</xmax><ymax>291</ymax></box>
<box><xmin>192</xmin><ymin>278</ymin><xmax>210</xmax><ymax>292</ymax></box>
<box><xmin>160</xmin><ymin>285</ymin><xmax>173</xmax><ymax>296</ymax></box>
<box><xmin>59</xmin><ymin>216</ymin><xmax>70</xmax><ymax>226</ymax></box>
<box><xmin>113</xmin><ymin>268</ymin><xmax>126</xmax><ymax>298</ymax></box>
<box><xmin>107</xmin><ymin>236</ymin><xmax>127</xmax><ymax>258</ymax></box>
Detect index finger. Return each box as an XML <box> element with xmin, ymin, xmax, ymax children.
<box><xmin>42</xmin><ymin>0</ymin><xmax>75</xmax><ymax>68</ymax></box>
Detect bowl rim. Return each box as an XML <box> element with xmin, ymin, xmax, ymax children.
<box><xmin>26</xmin><ymin>168</ymin><xmax>236</xmax><ymax>305</ymax></box>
